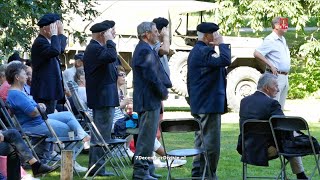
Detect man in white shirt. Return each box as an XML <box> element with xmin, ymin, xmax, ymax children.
<box><xmin>254</xmin><ymin>17</ymin><xmax>290</xmax><ymax>110</ymax></box>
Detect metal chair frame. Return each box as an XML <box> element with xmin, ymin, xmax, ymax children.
<box><xmin>269</xmin><ymin>115</ymin><xmax>320</xmax><ymax>180</ymax></box>
<box><xmin>160</xmin><ymin>118</ymin><xmax>210</xmax><ymax>180</ymax></box>
<box><xmin>241</xmin><ymin>119</ymin><xmax>280</xmax><ymax>180</ymax></box>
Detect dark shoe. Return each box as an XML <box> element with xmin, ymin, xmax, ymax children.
<box><xmin>88</xmin><ymin>171</ymin><xmax>115</xmax><ymax>176</ymax></box>
<box><xmin>33</xmin><ymin>164</ymin><xmax>60</xmax><ymax>177</ymax></box>
<box><xmin>296</xmin><ymin>171</ymin><xmax>308</xmax><ymax>179</ymax></box>
<box><xmin>150</xmin><ymin>173</ymin><xmax>162</xmax><ymax>178</ymax></box>
<box><xmin>132</xmin><ymin>174</ymin><xmax>158</xmax><ymax>180</ymax></box>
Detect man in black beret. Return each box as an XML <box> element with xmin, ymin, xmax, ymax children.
<box><xmin>31</xmin><ymin>13</ymin><xmax>66</xmax><ymax>114</ymax></box>
<box><xmin>187</xmin><ymin>22</ymin><xmax>231</xmax><ymax>179</ymax></box>
<box><xmin>63</xmin><ymin>53</ymin><xmax>84</xmax><ymax>83</ymax></box>
<box><xmin>84</xmin><ymin>22</ymin><xmax>118</xmax><ymax>177</ymax></box>
<box><xmin>7</xmin><ymin>51</ymin><xmax>24</xmax><ymax>63</ymax></box>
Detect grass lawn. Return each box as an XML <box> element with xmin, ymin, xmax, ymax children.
<box><xmin>32</xmin><ymin>122</ymin><xmax>320</xmax><ymax>179</ymax></box>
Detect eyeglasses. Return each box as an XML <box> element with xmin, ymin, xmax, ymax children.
<box><xmin>118</xmin><ymin>73</ymin><xmax>126</xmax><ymax>77</ymax></box>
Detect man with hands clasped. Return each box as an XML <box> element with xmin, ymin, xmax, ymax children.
<box><xmin>187</xmin><ymin>22</ymin><xmax>231</xmax><ymax>179</ymax></box>
<box><xmin>31</xmin><ymin>13</ymin><xmax>67</xmax><ymax>114</ymax></box>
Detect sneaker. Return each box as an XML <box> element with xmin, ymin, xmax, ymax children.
<box><xmin>74</xmin><ymin>161</ymin><xmax>88</xmax><ymax>172</ymax></box>
<box><xmin>126</xmin><ymin>148</ymin><xmax>134</xmax><ymax>158</ymax></box>
<box><xmin>168</xmin><ymin>159</ymin><xmax>187</xmax><ymax>168</ymax></box>
<box><xmin>21</xmin><ymin>174</ymin><xmax>40</xmax><ymax>180</ymax></box>
<box><xmin>153</xmin><ymin>158</ymin><xmax>167</xmax><ymax>168</ymax></box>
<box><xmin>83</xmin><ymin>141</ymin><xmax>90</xmax><ymax>150</ymax></box>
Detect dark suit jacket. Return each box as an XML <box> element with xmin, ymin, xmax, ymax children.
<box><xmin>83</xmin><ymin>39</ymin><xmax>119</xmax><ymax>109</ymax></box>
<box><xmin>237</xmin><ymin>91</ymin><xmax>284</xmax><ymax>166</ymax></box>
<box><xmin>31</xmin><ymin>34</ymin><xmax>67</xmax><ymax>101</ymax></box>
<box><xmin>131</xmin><ymin>40</ymin><xmax>172</xmax><ymax>113</ymax></box>
<box><xmin>187</xmin><ymin>41</ymin><xmax>231</xmax><ymax>114</ymax></box>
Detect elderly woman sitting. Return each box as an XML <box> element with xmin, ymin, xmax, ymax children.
<box><xmin>5</xmin><ymin>62</ymin><xmax>90</xmax><ymax>158</ymax></box>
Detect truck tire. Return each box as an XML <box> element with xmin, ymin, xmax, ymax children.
<box><xmin>226</xmin><ymin>66</ymin><xmax>261</xmax><ymax>112</ymax></box>
<box><xmin>169</xmin><ymin>51</ymin><xmax>189</xmax><ymax>97</ymax></box>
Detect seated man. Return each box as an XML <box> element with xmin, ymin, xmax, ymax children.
<box><xmin>0</xmin><ymin>129</ymin><xmax>58</xmax><ymax>178</ymax></box>
<box><xmin>237</xmin><ymin>73</ymin><xmax>308</xmax><ymax>179</ymax></box>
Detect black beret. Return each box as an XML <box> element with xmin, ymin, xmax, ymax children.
<box><xmin>8</xmin><ymin>52</ymin><xmax>23</xmax><ymax>63</ymax></box>
<box><xmin>90</xmin><ymin>22</ymin><xmax>110</xmax><ymax>33</ymax></box>
<box><xmin>197</xmin><ymin>22</ymin><xmax>219</xmax><ymax>33</ymax></box>
<box><xmin>152</xmin><ymin>17</ymin><xmax>169</xmax><ymax>30</ymax></box>
<box><xmin>37</xmin><ymin>13</ymin><xmax>60</xmax><ymax>27</ymax></box>
<box><xmin>102</xmin><ymin>20</ymin><xmax>115</xmax><ymax>28</ymax></box>
<box><xmin>74</xmin><ymin>53</ymin><xmax>84</xmax><ymax>61</ymax></box>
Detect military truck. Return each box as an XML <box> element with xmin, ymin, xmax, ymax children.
<box><xmin>64</xmin><ymin>1</ymin><xmax>264</xmax><ymax>112</ymax></box>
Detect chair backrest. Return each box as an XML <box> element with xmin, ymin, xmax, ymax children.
<box><xmin>160</xmin><ymin>118</ymin><xmax>201</xmax><ymax>133</ymax></box>
<box><xmin>67</xmin><ymin>81</ymin><xmax>87</xmax><ymax>113</ymax></box>
<box><xmin>0</xmin><ymin>98</ymin><xmax>15</xmax><ymax>128</ymax></box>
<box><xmin>269</xmin><ymin>115</ymin><xmax>308</xmax><ymax>131</ymax></box>
<box><xmin>241</xmin><ymin>120</ymin><xmax>272</xmax><ymax>164</ymax></box>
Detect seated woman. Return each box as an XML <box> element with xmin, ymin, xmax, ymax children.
<box><xmin>5</xmin><ymin>62</ymin><xmax>90</xmax><ymax>156</ymax></box>
<box><xmin>0</xmin><ymin>129</ymin><xmax>58</xmax><ymax>178</ymax></box>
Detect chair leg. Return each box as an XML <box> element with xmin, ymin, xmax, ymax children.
<box><xmin>243</xmin><ymin>162</ymin><xmax>247</xmax><ymax>180</ymax></box>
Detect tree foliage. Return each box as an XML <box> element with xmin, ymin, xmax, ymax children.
<box><xmin>202</xmin><ymin>0</ymin><xmax>320</xmax><ymax>98</ymax></box>
<box><xmin>0</xmin><ymin>0</ymin><xmax>98</xmax><ymax>56</ymax></box>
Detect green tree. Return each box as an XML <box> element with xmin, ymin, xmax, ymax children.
<box><xmin>202</xmin><ymin>0</ymin><xmax>320</xmax><ymax>98</ymax></box>
<box><xmin>0</xmin><ymin>0</ymin><xmax>98</xmax><ymax>56</ymax></box>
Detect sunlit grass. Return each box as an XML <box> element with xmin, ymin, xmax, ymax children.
<box><xmin>28</xmin><ymin>123</ymin><xmax>320</xmax><ymax>179</ymax></box>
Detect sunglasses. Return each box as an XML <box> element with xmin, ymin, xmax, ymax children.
<box><xmin>118</xmin><ymin>73</ymin><xmax>126</xmax><ymax>77</ymax></box>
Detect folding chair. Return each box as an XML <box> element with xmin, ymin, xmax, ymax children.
<box><xmin>67</xmin><ymin>81</ymin><xmax>128</xmax><ymax>179</ymax></box>
<box><xmin>269</xmin><ymin>115</ymin><xmax>320</xmax><ymax>180</ymax></box>
<box><xmin>160</xmin><ymin>118</ymin><xmax>210</xmax><ymax>180</ymax></box>
<box><xmin>36</xmin><ymin>105</ymin><xmax>84</xmax><ymax>170</ymax></box>
<box><xmin>0</xmin><ymin>99</ymin><xmax>46</xmax><ymax>162</ymax></box>
<box><xmin>241</xmin><ymin>119</ymin><xmax>279</xmax><ymax>180</ymax></box>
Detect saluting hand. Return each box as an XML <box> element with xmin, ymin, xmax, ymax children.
<box><xmin>50</xmin><ymin>23</ymin><xmax>58</xmax><ymax>36</ymax></box>
<box><xmin>212</xmin><ymin>32</ymin><xmax>223</xmax><ymax>45</ymax></box>
<box><xmin>104</xmin><ymin>28</ymin><xmax>114</xmax><ymax>41</ymax></box>
<box><xmin>160</xmin><ymin>27</ymin><xmax>169</xmax><ymax>38</ymax></box>
<box><xmin>56</xmin><ymin>20</ymin><xmax>64</xmax><ymax>35</ymax></box>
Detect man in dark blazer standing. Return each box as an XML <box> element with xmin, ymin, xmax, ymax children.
<box><xmin>83</xmin><ymin>22</ymin><xmax>118</xmax><ymax>176</ymax></box>
<box><xmin>237</xmin><ymin>73</ymin><xmax>308</xmax><ymax>179</ymax></box>
<box><xmin>31</xmin><ymin>13</ymin><xmax>67</xmax><ymax>114</ymax></box>
<box><xmin>187</xmin><ymin>22</ymin><xmax>231</xmax><ymax>179</ymax></box>
<box><xmin>131</xmin><ymin>21</ymin><xmax>171</xmax><ymax>180</ymax></box>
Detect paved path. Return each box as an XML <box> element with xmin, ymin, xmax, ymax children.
<box><xmin>163</xmin><ymin>99</ymin><xmax>320</xmax><ymax>124</ymax></box>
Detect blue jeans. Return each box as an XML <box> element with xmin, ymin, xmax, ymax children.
<box><xmin>88</xmin><ymin>107</ymin><xmax>115</xmax><ymax>174</ymax></box>
<box><xmin>133</xmin><ymin>108</ymin><xmax>160</xmax><ymax>177</ymax></box>
<box><xmin>192</xmin><ymin>113</ymin><xmax>221</xmax><ymax>179</ymax></box>
<box><xmin>25</xmin><ymin>111</ymin><xmax>88</xmax><ymax>159</ymax></box>
<box><xmin>0</xmin><ymin>129</ymin><xmax>34</xmax><ymax>180</ymax></box>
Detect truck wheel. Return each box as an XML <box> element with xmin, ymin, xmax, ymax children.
<box><xmin>226</xmin><ymin>66</ymin><xmax>261</xmax><ymax>112</ymax></box>
<box><xmin>169</xmin><ymin>51</ymin><xmax>189</xmax><ymax>97</ymax></box>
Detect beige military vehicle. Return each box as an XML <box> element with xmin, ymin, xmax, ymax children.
<box><xmin>64</xmin><ymin>1</ymin><xmax>264</xmax><ymax>112</ymax></box>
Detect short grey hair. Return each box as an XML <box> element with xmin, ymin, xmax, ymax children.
<box><xmin>197</xmin><ymin>31</ymin><xmax>204</xmax><ymax>40</ymax></box>
<box><xmin>137</xmin><ymin>22</ymin><xmax>155</xmax><ymax>39</ymax></box>
<box><xmin>257</xmin><ymin>73</ymin><xmax>277</xmax><ymax>90</ymax></box>
<box><xmin>271</xmin><ymin>17</ymin><xmax>281</xmax><ymax>29</ymax></box>
<box><xmin>0</xmin><ymin>64</ymin><xmax>8</xmax><ymax>77</ymax></box>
